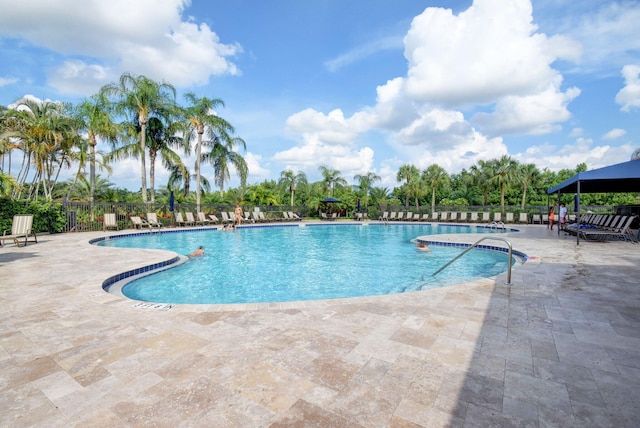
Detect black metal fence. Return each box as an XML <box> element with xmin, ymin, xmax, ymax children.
<box><xmin>60</xmin><ymin>201</ymin><xmax>626</xmax><ymax>233</ymax></box>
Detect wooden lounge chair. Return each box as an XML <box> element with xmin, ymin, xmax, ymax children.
<box><xmin>103</xmin><ymin>213</ymin><xmax>119</xmax><ymax>231</ymax></box>
<box><xmin>0</xmin><ymin>214</ymin><xmax>38</xmax><ymax>247</ymax></box>
<box><xmin>146</xmin><ymin>213</ymin><xmax>163</xmax><ymax>228</ymax></box>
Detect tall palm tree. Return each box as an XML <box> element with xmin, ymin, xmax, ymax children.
<box><xmin>354</xmin><ymin>171</ymin><xmax>381</xmax><ymax>208</ymax></box>
<box><xmin>145</xmin><ymin>117</ymin><xmax>188</xmax><ymax>203</ymax></box>
<box><xmin>202</xmin><ymin>133</ymin><xmax>248</xmax><ymax>196</ymax></box>
<box><xmin>396</xmin><ymin>164</ymin><xmax>419</xmax><ymax>208</ymax></box>
<box><xmin>422</xmin><ymin>164</ymin><xmax>450</xmax><ymax>215</ymax></box>
<box><xmin>489</xmin><ymin>155</ymin><xmax>519</xmax><ymax>216</ymax></box>
<box><xmin>1</xmin><ymin>98</ymin><xmax>76</xmax><ymax>200</ymax></box>
<box><xmin>518</xmin><ymin>163</ymin><xmax>541</xmax><ymax>209</ymax></box>
<box><xmin>279</xmin><ymin>169</ymin><xmax>307</xmax><ymax>207</ymax></box>
<box><xmin>74</xmin><ymin>93</ymin><xmax>119</xmax><ymax>205</ymax></box>
<box><xmin>181</xmin><ymin>92</ymin><xmax>227</xmax><ymax>211</ymax></box>
<box><xmin>369</xmin><ymin>186</ymin><xmax>389</xmax><ymax>208</ymax></box>
<box><xmin>318</xmin><ymin>165</ymin><xmax>347</xmax><ymax>196</ymax></box>
<box><xmin>101</xmin><ymin>72</ymin><xmax>177</xmax><ymax>203</ymax></box>
<box><xmin>470</xmin><ymin>159</ymin><xmax>495</xmax><ymax>206</ymax></box>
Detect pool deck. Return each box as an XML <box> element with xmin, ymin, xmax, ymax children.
<box><xmin>1</xmin><ymin>222</ymin><xmax>639</xmax><ymax>427</ymax></box>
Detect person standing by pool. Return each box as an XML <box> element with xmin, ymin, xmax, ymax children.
<box><xmin>559</xmin><ymin>203</ymin><xmax>567</xmax><ymax>231</ymax></box>
<box><xmin>548</xmin><ymin>205</ymin><xmax>555</xmax><ymax>230</ymax></box>
<box><xmin>234</xmin><ymin>203</ymin><xmax>242</xmax><ymax>226</ymax></box>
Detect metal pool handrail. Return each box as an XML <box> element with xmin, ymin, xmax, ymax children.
<box><xmin>432</xmin><ymin>237</ymin><xmax>513</xmax><ymax>286</ymax></box>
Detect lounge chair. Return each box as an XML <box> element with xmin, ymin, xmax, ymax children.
<box><xmin>542</xmin><ymin>214</ymin><xmax>549</xmax><ymax>224</ymax></box>
<box><xmin>470</xmin><ymin>212</ymin><xmax>479</xmax><ymax>222</ymax></box>
<box><xmin>388</xmin><ymin>212</ymin><xmax>397</xmax><ymax>221</ymax></box>
<box><xmin>431</xmin><ymin>212</ymin><xmax>440</xmax><ymax>222</ymax></box>
<box><xmin>532</xmin><ymin>214</ymin><xmax>541</xmax><ymax>224</ymax></box>
<box><xmin>0</xmin><ymin>214</ymin><xmax>38</xmax><ymax>247</ymax></box>
<box><xmin>258</xmin><ymin>212</ymin><xmax>272</xmax><ymax>223</ymax></box>
<box><xmin>449</xmin><ymin>212</ymin><xmax>458</xmax><ymax>222</ymax></box>
<box><xmin>130</xmin><ymin>216</ymin><xmax>149</xmax><ymax>229</ymax></box>
<box><xmin>288</xmin><ymin>211</ymin><xmax>302</xmax><ymax>221</ymax></box>
<box><xmin>103</xmin><ymin>213</ymin><xmax>119</xmax><ymax>231</ymax></box>
<box><xmin>519</xmin><ymin>213</ymin><xmax>528</xmax><ymax>223</ymax></box>
<box><xmin>421</xmin><ymin>213</ymin><xmax>430</xmax><ymax>221</ymax></box>
<box><xmin>197</xmin><ymin>212</ymin><xmax>214</xmax><ymax>226</ymax></box>
<box><xmin>440</xmin><ymin>212</ymin><xmax>448</xmax><ymax>222</ymax></box>
<box><xmin>579</xmin><ymin>215</ymin><xmax>637</xmax><ymax>242</ymax></box>
<box><xmin>379</xmin><ymin>212</ymin><xmax>389</xmax><ymax>221</ymax></box>
<box><xmin>396</xmin><ymin>212</ymin><xmax>405</xmax><ymax>221</ymax></box>
<box><xmin>251</xmin><ymin>212</ymin><xmax>262</xmax><ymax>223</ymax></box>
<box><xmin>221</xmin><ymin>212</ymin><xmax>233</xmax><ymax>223</ymax></box>
<box><xmin>412</xmin><ymin>213</ymin><xmax>421</xmax><ymax>221</ymax></box>
<box><xmin>405</xmin><ymin>212</ymin><xmax>412</xmax><ymax>222</ymax></box>
<box><xmin>481</xmin><ymin>212</ymin><xmax>490</xmax><ymax>222</ymax></box>
<box><xmin>459</xmin><ymin>212</ymin><xmax>468</xmax><ymax>222</ymax></box>
<box><xmin>146</xmin><ymin>213</ymin><xmax>163</xmax><ymax>228</ymax></box>
<box><xmin>244</xmin><ymin>212</ymin><xmax>255</xmax><ymax>223</ymax></box>
<box><xmin>175</xmin><ymin>212</ymin><xmax>188</xmax><ymax>226</ymax></box>
<box><xmin>208</xmin><ymin>214</ymin><xmax>221</xmax><ymax>224</ymax></box>
<box><xmin>185</xmin><ymin>212</ymin><xmax>200</xmax><ymax>226</ymax></box>
<box><xmin>505</xmin><ymin>213</ymin><xmax>514</xmax><ymax>223</ymax></box>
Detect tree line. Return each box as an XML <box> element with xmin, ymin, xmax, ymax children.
<box><xmin>1</xmin><ymin>72</ymin><xmax>637</xmax><ymax>214</ymax></box>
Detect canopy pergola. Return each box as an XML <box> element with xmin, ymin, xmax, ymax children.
<box><xmin>547</xmin><ymin>158</ymin><xmax>640</xmax><ymax>244</ymax></box>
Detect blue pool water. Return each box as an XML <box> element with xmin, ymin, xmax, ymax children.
<box><xmin>98</xmin><ymin>224</ymin><xmax>517</xmax><ymax>304</ymax></box>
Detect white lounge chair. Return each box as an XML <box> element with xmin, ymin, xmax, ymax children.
<box><xmin>146</xmin><ymin>213</ymin><xmax>163</xmax><ymax>228</ymax></box>
<box><xmin>459</xmin><ymin>212</ymin><xmax>468</xmax><ymax>222</ymax></box>
<box><xmin>288</xmin><ymin>211</ymin><xmax>301</xmax><ymax>221</ymax></box>
<box><xmin>379</xmin><ymin>212</ymin><xmax>389</xmax><ymax>221</ymax></box>
<box><xmin>103</xmin><ymin>213</ymin><xmax>118</xmax><ymax>231</ymax></box>
<box><xmin>183</xmin><ymin>212</ymin><xmax>199</xmax><ymax>226</ymax></box>
<box><xmin>481</xmin><ymin>212</ymin><xmax>490</xmax><ymax>222</ymax></box>
<box><xmin>470</xmin><ymin>212</ymin><xmax>479</xmax><ymax>222</ymax></box>
<box><xmin>505</xmin><ymin>213</ymin><xmax>514</xmax><ymax>223</ymax></box>
<box><xmin>130</xmin><ymin>216</ymin><xmax>149</xmax><ymax>229</ymax></box>
<box><xmin>197</xmin><ymin>212</ymin><xmax>214</xmax><ymax>225</ymax></box>
<box><xmin>207</xmin><ymin>214</ymin><xmax>221</xmax><ymax>224</ymax></box>
<box><xmin>519</xmin><ymin>213</ymin><xmax>528</xmax><ymax>223</ymax></box>
<box><xmin>0</xmin><ymin>214</ymin><xmax>38</xmax><ymax>247</ymax></box>
<box><xmin>449</xmin><ymin>212</ymin><xmax>458</xmax><ymax>222</ymax></box>
<box><xmin>175</xmin><ymin>212</ymin><xmax>188</xmax><ymax>226</ymax></box>
<box><xmin>493</xmin><ymin>213</ymin><xmax>502</xmax><ymax>222</ymax></box>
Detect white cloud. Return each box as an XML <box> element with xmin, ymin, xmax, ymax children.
<box><xmin>0</xmin><ymin>0</ymin><xmax>241</xmax><ymax>95</ymax></box>
<box><xmin>244</xmin><ymin>152</ymin><xmax>271</xmax><ymax>181</ymax></box>
<box><xmin>602</xmin><ymin>128</ymin><xmax>626</xmax><ymax>140</ymax></box>
<box><xmin>513</xmin><ymin>136</ymin><xmax>635</xmax><ymax>171</ymax></box>
<box><xmin>324</xmin><ymin>36</ymin><xmax>403</xmax><ymax>72</ymax></box>
<box><xmin>569</xmin><ymin>127</ymin><xmax>583</xmax><ymax>138</ymax></box>
<box><xmin>0</xmin><ymin>76</ymin><xmax>18</xmax><ymax>87</ymax></box>
<box><xmin>615</xmin><ymin>64</ymin><xmax>640</xmax><ymax>112</ymax></box>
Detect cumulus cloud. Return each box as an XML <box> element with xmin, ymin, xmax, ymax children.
<box><xmin>0</xmin><ymin>0</ymin><xmax>241</xmax><ymax>95</ymax></box>
<box><xmin>602</xmin><ymin>128</ymin><xmax>626</xmax><ymax>140</ymax></box>
<box><xmin>513</xmin><ymin>136</ymin><xmax>635</xmax><ymax>172</ymax></box>
<box><xmin>615</xmin><ymin>64</ymin><xmax>640</xmax><ymax>112</ymax></box>
<box><xmin>282</xmin><ymin>0</ymin><xmax>580</xmax><ymax>176</ymax></box>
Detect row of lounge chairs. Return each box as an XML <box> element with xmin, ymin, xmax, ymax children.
<box><xmin>565</xmin><ymin>214</ymin><xmax>638</xmax><ymax>242</ymax></box>
<box><xmin>378</xmin><ymin>211</ymin><xmax>531</xmax><ymax>223</ymax></box>
<box><xmin>124</xmin><ymin>210</ymin><xmax>303</xmax><ymax>230</ymax></box>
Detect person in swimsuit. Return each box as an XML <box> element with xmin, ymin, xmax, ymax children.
<box><xmin>548</xmin><ymin>206</ymin><xmax>555</xmax><ymax>230</ymax></box>
<box><xmin>188</xmin><ymin>246</ymin><xmax>204</xmax><ymax>257</ymax></box>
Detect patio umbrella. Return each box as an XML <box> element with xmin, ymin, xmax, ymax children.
<box><xmin>320</xmin><ymin>197</ymin><xmax>341</xmax><ymax>203</ymax></box>
<box><xmin>169</xmin><ymin>191</ymin><xmax>175</xmax><ymax>212</ymax></box>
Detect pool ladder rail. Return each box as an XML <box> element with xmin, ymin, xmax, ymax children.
<box><xmin>432</xmin><ymin>236</ymin><xmax>514</xmax><ymax>286</ymax></box>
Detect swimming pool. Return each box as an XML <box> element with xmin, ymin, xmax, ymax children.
<box><xmin>98</xmin><ymin>224</ymin><xmax>521</xmax><ymax>304</ymax></box>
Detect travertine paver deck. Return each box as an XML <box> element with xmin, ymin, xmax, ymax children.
<box><xmin>1</xmin><ymin>223</ymin><xmax>639</xmax><ymax>427</ymax></box>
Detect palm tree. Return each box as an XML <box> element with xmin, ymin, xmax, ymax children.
<box><xmin>145</xmin><ymin>117</ymin><xmax>188</xmax><ymax>203</ymax></box>
<box><xmin>396</xmin><ymin>164</ymin><xmax>419</xmax><ymax>208</ymax></box>
<box><xmin>278</xmin><ymin>169</ymin><xmax>307</xmax><ymax>207</ymax></box>
<box><xmin>470</xmin><ymin>159</ymin><xmax>495</xmax><ymax>206</ymax></box>
<box><xmin>518</xmin><ymin>163</ymin><xmax>541</xmax><ymax>209</ymax></box>
<box><xmin>101</xmin><ymin>72</ymin><xmax>177</xmax><ymax>203</ymax></box>
<box><xmin>422</xmin><ymin>164</ymin><xmax>450</xmax><ymax>215</ymax></box>
<box><xmin>489</xmin><ymin>155</ymin><xmax>519</xmax><ymax>216</ymax></box>
<box><xmin>1</xmin><ymin>98</ymin><xmax>76</xmax><ymax>200</ymax></box>
<box><xmin>369</xmin><ymin>186</ymin><xmax>389</xmax><ymax>208</ymax></box>
<box><xmin>354</xmin><ymin>171</ymin><xmax>381</xmax><ymax>208</ymax></box>
<box><xmin>181</xmin><ymin>92</ymin><xmax>227</xmax><ymax>211</ymax></box>
<box><xmin>74</xmin><ymin>93</ymin><xmax>119</xmax><ymax>205</ymax></box>
<box><xmin>318</xmin><ymin>165</ymin><xmax>347</xmax><ymax>196</ymax></box>
<box><xmin>202</xmin><ymin>133</ymin><xmax>248</xmax><ymax>196</ymax></box>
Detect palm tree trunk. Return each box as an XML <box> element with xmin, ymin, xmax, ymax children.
<box><xmin>89</xmin><ymin>132</ymin><xmax>97</xmax><ymax>206</ymax></box>
<box><xmin>521</xmin><ymin>183</ymin><xmax>528</xmax><ymax>209</ymax></box>
<box><xmin>195</xmin><ymin>130</ymin><xmax>203</xmax><ymax>212</ymax></box>
<box><xmin>149</xmin><ymin>151</ymin><xmax>156</xmax><ymax>204</ymax></box>
<box><xmin>139</xmin><ymin>118</ymin><xmax>148</xmax><ymax>203</ymax></box>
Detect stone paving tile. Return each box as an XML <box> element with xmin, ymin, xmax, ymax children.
<box><xmin>1</xmin><ymin>224</ymin><xmax>639</xmax><ymax>426</ymax></box>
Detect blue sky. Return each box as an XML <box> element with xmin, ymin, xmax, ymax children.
<box><xmin>1</xmin><ymin>0</ymin><xmax>639</xmax><ymax>191</ymax></box>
